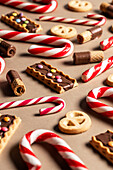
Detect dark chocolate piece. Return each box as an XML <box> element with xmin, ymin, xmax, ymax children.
<box><xmin>0</xmin><ymin>115</ymin><xmax>15</xmax><ymax>139</ymax></box>
<box><xmin>0</xmin><ymin>39</ymin><xmax>16</xmax><ymax>57</ymax></box>
<box><xmin>26</xmin><ymin>61</ymin><xmax>78</xmax><ymax>93</ymax></box>
<box><xmin>6</xmin><ymin>70</ymin><xmax>26</xmax><ymax>96</ymax></box>
<box><xmin>1</xmin><ymin>11</ymin><xmax>42</xmax><ymax>33</ymax></box>
<box><xmin>87</xmin><ymin>26</ymin><xmax>102</xmax><ymax>40</ymax></box>
<box><xmin>73</xmin><ymin>52</ymin><xmax>90</xmax><ymax>64</ymax></box>
<box><xmin>96</xmin><ymin>130</ymin><xmax>113</xmax><ymax>152</ymax></box>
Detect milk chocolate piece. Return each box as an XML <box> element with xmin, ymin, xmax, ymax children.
<box><xmin>73</xmin><ymin>51</ymin><xmax>104</xmax><ymax>64</ymax></box>
<box><xmin>0</xmin><ymin>114</ymin><xmax>21</xmax><ymax>153</ymax></box>
<box><xmin>1</xmin><ymin>11</ymin><xmax>42</xmax><ymax>33</ymax></box>
<box><xmin>6</xmin><ymin>70</ymin><xmax>26</xmax><ymax>96</ymax></box>
<box><xmin>73</xmin><ymin>52</ymin><xmax>90</xmax><ymax>64</ymax></box>
<box><xmin>26</xmin><ymin>61</ymin><xmax>78</xmax><ymax>93</ymax></box>
<box><xmin>0</xmin><ymin>38</ymin><xmax>16</xmax><ymax>57</ymax></box>
<box><xmin>87</xmin><ymin>26</ymin><xmax>102</xmax><ymax>40</ymax></box>
<box><xmin>90</xmin><ymin>130</ymin><xmax>113</xmax><ymax>164</ymax></box>
<box><xmin>100</xmin><ymin>3</ymin><xmax>113</xmax><ymax>18</ymax></box>
<box><xmin>77</xmin><ymin>26</ymin><xmax>102</xmax><ymax>44</ymax></box>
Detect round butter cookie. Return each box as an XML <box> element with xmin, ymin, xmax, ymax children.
<box><xmin>50</xmin><ymin>25</ymin><xmax>77</xmax><ymax>39</ymax></box>
<box><xmin>68</xmin><ymin>0</ymin><xmax>92</xmax><ymax>12</ymax></box>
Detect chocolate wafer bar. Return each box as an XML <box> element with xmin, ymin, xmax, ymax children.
<box><xmin>77</xmin><ymin>26</ymin><xmax>102</xmax><ymax>44</ymax></box>
<box><xmin>1</xmin><ymin>11</ymin><xmax>42</xmax><ymax>33</ymax></box>
<box><xmin>0</xmin><ymin>38</ymin><xmax>16</xmax><ymax>57</ymax></box>
<box><xmin>6</xmin><ymin>70</ymin><xmax>26</xmax><ymax>96</ymax></box>
<box><xmin>90</xmin><ymin>130</ymin><xmax>113</xmax><ymax>164</ymax></box>
<box><xmin>73</xmin><ymin>51</ymin><xmax>104</xmax><ymax>64</ymax></box>
<box><xmin>26</xmin><ymin>60</ymin><xmax>78</xmax><ymax>93</ymax></box>
<box><xmin>0</xmin><ymin>114</ymin><xmax>21</xmax><ymax>153</ymax></box>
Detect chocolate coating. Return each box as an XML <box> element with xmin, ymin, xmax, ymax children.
<box><xmin>6</xmin><ymin>70</ymin><xmax>22</xmax><ymax>84</ymax></box>
<box><xmin>0</xmin><ymin>40</ymin><xmax>16</xmax><ymax>57</ymax></box>
<box><xmin>107</xmin><ymin>5</ymin><xmax>113</xmax><ymax>17</ymax></box>
<box><xmin>96</xmin><ymin>130</ymin><xmax>113</xmax><ymax>152</ymax></box>
<box><xmin>0</xmin><ymin>115</ymin><xmax>15</xmax><ymax>138</ymax></box>
<box><xmin>6</xmin><ymin>11</ymin><xmax>38</xmax><ymax>33</ymax></box>
<box><xmin>87</xmin><ymin>26</ymin><xmax>102</xmax><ymax>40</ymax></box>
<box><xmin>73</xmin><ymin>51</ymin><xmax>90</xmax><ymax>64</ymax></box>
<box><xmin>30</xmin><ymin>63</ymin><xmax>74</xmax><ymax>91</ymax></box>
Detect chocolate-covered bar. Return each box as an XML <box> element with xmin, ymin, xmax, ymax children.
<box><xmin>26</xmin><ymin>60</ymin><xmax>78</xmax><ymax>93</ymax></box>
<box><xmin>0</xmin><ymin>38</ymin><xmax>16</xmax><ymax>57</ymax></box>
<box><xmin>90</xmin><ymin>130</ymin><xmax>113</xmax><ymax>164</ymax></box>
<box><xmin>1</xmin><ymin>11</ymin><xmax>42</xmax><ymax>33</ymax></box>
<box><xmin>77</xmin><ymin>26</ymin><xmax>102</xmax><ymax>44</ymax></box>
<box><xmin>6</xmin><ymin>70</ymin><xmax>26</xmax><ymax>96</ymax></box>
<box><xmin>100</xmin><ymin>3</ymin><xmax>113</xmax><ymax>18</ymax></box>
<box><xmin>73</xmin><ymin>51</ymin><xmax>104</xmax><ymax>64</ymax></box>
<box><xmin>0</xmin><ymin>114</ymin><xmax>21</xmax><ymax>153</ymax></box>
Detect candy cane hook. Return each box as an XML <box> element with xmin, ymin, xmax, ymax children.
<box><xmin>19</xmin><ymin>129</ymin><xmax>88</xmax><ymax>170</ymax></box>
<box><xmin>86</xmin><ymin>86</ymin><xmax>113</xmax><ymax>119</ymax></box>
<box><xmin>39</xmin><ymin>13</ymin><xmax>106</xmax><ymax>26</ymax></box>
<box><xmin>0</xmin><ymin>96</ymin><xmax>66</xmax><ymax>115</ymax></box>
<box><xmin>0</xmin><ymin>0</ymin><xmax>58</xmax><ymax>13</ymax></box>
<box><xmin>0</xmin><ymin>29</ymin><xmax>74</xmax><ymax>58</ymax></box>
<box><xmin>100</xmin><ymin>36</ymin><xmax>113</xmax><ymax>51</ymax></box>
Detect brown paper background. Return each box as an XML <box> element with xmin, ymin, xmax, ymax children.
<box><xmin>0</xmin><ymin>0</ymin><xmax>113</xmax><ymax>169</ymax></box>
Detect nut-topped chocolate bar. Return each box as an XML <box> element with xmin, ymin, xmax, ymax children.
<box><xmin>0</xmin><ymin>114</ymin><xmax>21</xmax><ymax>153</ymax></box>
<box><xmin>1</xmin><ymin>11</ymin><xmax>42</xmax><ymax>33</ymax></box>
<box><xmin>26</xmin><ymin>60</ymin><xmax>78</xmax><ymax>93</ymax></box>
<box><xmin>90</xmin><ymin>130</ymin><xmax>113</xmax><ymax>164</ymax></box>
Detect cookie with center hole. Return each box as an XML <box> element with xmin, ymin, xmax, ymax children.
<box><xmin>68</xmin><ymin>0</ymin><xmax>92</xmax><ymax>12</ymax></box>
<box><xmin>50</xmin><ymin>25</ymin><xmax>77</xmax><ymax>39</ymax></box>
<box><xmin>58</xmin><ymin>110</ymin><xmax>91</xmax><ymax>134</ymax></box>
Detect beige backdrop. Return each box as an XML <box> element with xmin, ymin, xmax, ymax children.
<box><xmin>0</xmin><ymin>0</ymin><xmax>113</xmax><ymax>170</ymax></box>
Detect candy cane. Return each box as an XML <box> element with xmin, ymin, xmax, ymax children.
<box><xmin>39</xmin><ymin>13</ymin><xmax>106</xmax><ymax>26</ymax></box>
<box><xmin>0</xmin><ymin>0</ymin><xmax>58</xmax><ymax>13</ymax></box>
<box><xmin>100</xmin><ymin>36</ymin><xmax>113</xmax><ymax>51</ymax></box>
<box><xmin>0</xmin><ymin>29</ymin><xmax>73</xmax><ymax>58</ymax></box>
<box><xmin>86</xmin><ymin>86</ymin><xmax>113</xmax><ymax>119</ymax></box>
<box><xmin>0</xmin><ymin>96</ymin><xmax>66</xmax><ymax>115</ymax></box>
<box><xmin>0</xmin><ymin>56</ymin><xmax>5</xmax><ymax>75</ymax></box>
<box><xmin>82</xmin><ymin>56</ymin><xmax>113</xmax><ymax>82</ymax></box>
<box><xmin>19</xmin><ymin>129</ymin><xmax>88</xmax><ymax>170</ymax></box>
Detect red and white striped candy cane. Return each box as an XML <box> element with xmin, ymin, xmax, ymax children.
<box><xmin>0</xmin><ymin>56</ymin><xmax>5</xmax><ymax>75</ymax></box>
<box><xmin>0</xmin><ymin>29</ymin><xmax>73</xmax><ymax>58</ymax></box>
<box><xmin>86</xmin><ymin>86</ymin><xmax>113</xmax><ymax>119</ymax></box>
<box><xmin>39</xmin><ymin>13</ymin><xmax>106</xmax><ymax>26</ymax></box>
<box><xmin>19</xmin><ymin>129</ymin><xmax>88</xmax><ymax>170</ymax></box>
<box><xmin>100</xmin><ymin>36</ymin><xmax>113</xmax><ymax>51</ymax></box>
<box><xmin>0</xmin><ymin>96</ymin><xmax>66</xmax><ymax>115</ymax></box>
<box><xmin>0</xmin><ymin>0</ymin><xmax>58</xmax><ymax>13</ymax></box>
<box><xmin>82</xmin><ymin>56</ymin><xmax>113</xmax><ymax>82</ymax></box>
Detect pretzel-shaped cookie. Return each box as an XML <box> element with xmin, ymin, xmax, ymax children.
<box><xmin>58</xmin><ymin>110</ymin><xmax>91</xmax><ymax>134</ymax></box>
